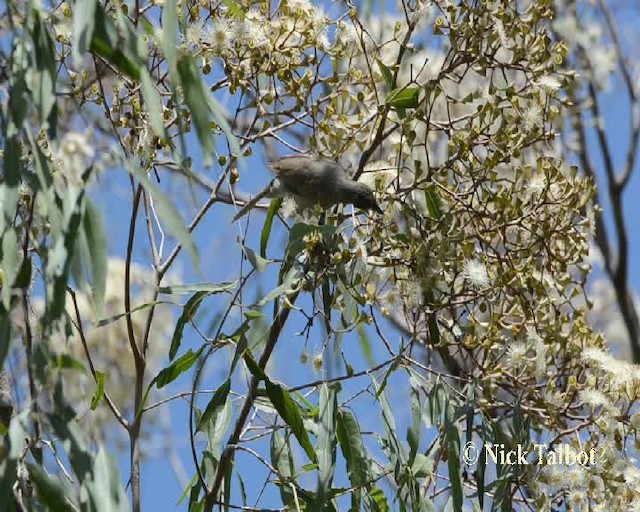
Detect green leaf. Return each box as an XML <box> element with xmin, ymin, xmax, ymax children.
<box><xmin>90</xmin><ymin>5</ymin><xmax>141</xmax><ymax>80</ymax></box>
<box><xmin>27</xmin><ymin>464</ymin><xmax>76</xmax><ymax>512</ymax></box>
<box><xmin>407</xmin><ymin>384</ymin><xmax>421</xmax><ymax>464</ymax></box>
<box><xmin>221</xmin><ymin>0</ymin><xmax>245</xmax><ymax>19</ymax></box>
<box><xmin>126</xmin><ymin>163</ymin><xmax>199</xmax><ymax>269</ymax></box>
<box><xmin>1</xmin><ymin>228</ymin><xmax>18</xmax><ymax>308</ymax></box>
<box><xmin>260</xmin><ymin>198</ymin><xmax>282</xmax><ymax>258</ymax></box>
<box><xmin>196</xmin><ymin>379</ymin><xmax>231</xmax><ymax>432</ymax></box>
<box><xmin>90</xmin><ymin>371</ymin><xmax>105</xmax><ymax>410</ymax></box>
<box><xmin>87</xmin><ymin>447</ymin><xmax>130</xmax><ymax>511</ymax></box>
<box><xmin>0</xmin><ymin>137</ymin><xmax>22</xmax><ymax>234</ymax></box>
<box><xmin>0</xmin><ymin>306</ymin><xmax>11</xmax><ymax>368</ymax></box>
<box><xmin>158</xmin><ymin>281</ymin><xmax>237</xmax><ymax>295</ymax></box>
<box><xmin>257</xmin><ymin>265</ymin><xmax>302</xmax><ymax>307</ymax></box>
<box><xmin>51</xmin><ymin>354</ymin><xmax>85</xmax><ymax>372</ymax></box>
<box><xmin>445</xmin><ymin>414</ymin><xmax>463</xmax><ymax>512</ymax></box>
<box><xmin>336</xmin><ymin>410</ymin><xmax>369</xmax><ymax>494</ymax></box>
<box><xmin>265</xmin><ymin>380</ymin><xmax>317</xmax><ymax>463</ymax></box>
<box><xmin>229</xmin><ymin>321</ymin><xmax>250</xmax><ymax>374</ymax></box>
<box><xmin>367</xmin><ymin>487</ymin><xmax>389</xmax><ymax>512</ymax></box>
<box><xmin>428</xmin><ymin>314</ymin><xmax>440</xmax><ymax>344</ymax></box>
<box><xmin>411</xmin><ymin>453</ymin><xmax>433</xmax><ymax>478</ymax></box>
<box><xmin>170</xmin><ymin>291</ymin><xmax>208</xmax><ymax>360</ymax></box>
<box><xmin>315</xmin><ymin>384</ymin><xmax>338</xmax><ymax>507</ymax></box>
<box><xmin>83</xmin><ymin>198</ymin><xmax>107</xmax><ymax>316</ymax></box>
<box><xmin>32</xmin><ymin>9</ymin><xmax>58</xmax><ymax>133</ymax></box>
<box><xmin>153</xmin><ymin>346</ymin><xmax>205</xmax><ymax>389</ymax></box>
<box><xmin>242</xmin><ymin>244</ymin><xmax>268</xmax><ymax>272</ymax></box>
<box><xmin>242</xmin><ymin>351</ymin><xmax>267</xmax><ymax>381</ymax></box>
<box><xmin>163</xmin><ymin>0</ymin><xmax>178</xmax><ymax>78</ymax></box>
<box><xmin>177</xmin><ymin>54</ymin><xmax>215</xmax><ymax>161</ymax></box>
<box><xmin>424</xmin><ymin>188</ymin><xmax>443</xmax><ymax>220</ymax></box>
<box><xmin>140</xmin><ymin>68</ymin><xmax>165</xmax><ymax>137</ymax></box>
<box><xmin>270</xmin><ymin>431</ymin><xmax>296</xmax><ymax>506</ymax></box>
<box><xmin>377</xmin><ymin>59</ymin><xmax>394</xmax><ymax>88</ymax></box>
<box><xmin>7</xmin><ymin>40</ymin><xmax>30</xmax><ymax>138</ymax></box>
<box><xmin>72</xmin><ymin>0</ymin><xmax>98</xmax><ymax>67</ymax></box>
<box><xmin>96</xmin><ymin>300</ymin><xmax>167</xmax><ymax>327</ymax></box>
<box><xmin>386</xmin><ymin>87</ymin><xmax>421</xmax><ymax>109</ymax></box>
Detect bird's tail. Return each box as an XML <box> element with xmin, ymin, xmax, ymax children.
<box><xmin>231</xmin><ymin>182</ymin><xmax>275</xmax><ymax>222</ymax></box>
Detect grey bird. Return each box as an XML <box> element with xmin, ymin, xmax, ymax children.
<box><xmin>232</xmin><ymin>154</ymin><xmax>383</xmax><ymax>221</ymax></box>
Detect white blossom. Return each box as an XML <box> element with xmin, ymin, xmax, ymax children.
<box><xmin>521</xmin><ymin>103</ymin><xmax>543</xmax><ymax>132</ymax></box>
<box><xmin>462</xmin><ymin>259</ymin><xmax>490</xmax><ymax>289</ymax></box>
<box><xmin>280</xmin><ymin>196</ymin><xmax>298</xmax><ymax>217</ymax></box>
<box><xmin>504</xmin><ymin>341</ymin><xmax>528</xmax><ymax>369</ymax></box>
<box><xmin>535</xmin><ymin>75</ymin><xmax>562</xmax><ymax>91</ymax></box>
<box><xmin>206</xmin><ymin>17</ymin><xmax>233</xmax><ymax>55</ymax></box>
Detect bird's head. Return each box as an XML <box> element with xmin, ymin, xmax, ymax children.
<box><xmin>351</xmin><ymin>182</ymin><xmax>383</xmax><ymax>214</ymax></box>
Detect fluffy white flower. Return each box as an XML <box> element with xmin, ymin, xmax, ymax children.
<box><xmin>521</xmin><ymin>103</ymin><xmax>543</xmax><ymax>132</ymax></box>
<box><xmin>185</xmin><ymin>19</ymin><xmax>204</xmax><ymax>49</ymax></box>
<box><xmin>624</xmin><ymin>464</ymin><xmax>640</xmax><ymax>486</ymax></box>
<box><xmin>579</xmin><ymin>389</ymin><xmax>611</xmax><ymax>408</ymax></box>
<box><xmin>206</xmin><ymin>17</ymin><xmax>233</xmax><ymax>55</ymax></box>
<box><xmin>535</xmin><ymin>75</ymin><xmax>562</xmax><ymax>91</ymax></box>
<box><xmin>527</xmin><ymin>174</ymin><xmax>546</xmax><ymax>195</ymax></box>
<box><xmin>462</xmin><ymin>259</ymin><xmax>490</xmax><ymax>289</ymax></box>
<box><xmin>402</xmin><ymin>280</ymin><xmax>422</xmax><ymax>308</ymax></box>
<box><xmin>504</xmin><ymin>341</ymin><xmax>528</xmax><ymax>369</ymax></box>
<box><xmin>280</xmin><ymin>196</ymin><xmax>298</xmax><ymax>217</ymax></box>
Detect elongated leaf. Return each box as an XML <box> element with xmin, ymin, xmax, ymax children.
<box><xmin>158</xmin><ymin>281</ymin><xmax>237</xmax><ymax>295</ymax></box>
<box><xmin>153</xmin><ymin>346</ymin><xmax>205</xmax><ymax>388</ymax></box>
<box><xmin>177</xmin><ymin>54</ymin><xmax>215</xmax><ymax>161</ymax></box>
<box><xmin>258</xmin><ymin>265</ymin><xmax>302</xmax><ymax>307</ymax></box>
<box><xmin>265</xmin><ymin>380</ymin><xmax>317</xmax><ymax>463</ymax></box>
<box><xmin>72</xmin><ymin>0</ymin><xmax>97</xmax><ymax>67</ymax></box>
<box><xmin>222</xmin><ymin>0</ymin><xmax>245</xmax><ymax>19</ymax></box>
<box><xmin>83</xmin><ymin>198</ymin><xmax>107</xmax><ymax>316</ymax></box>
<box><xmin>316</xmin><ymin>384</ymin><xmax>338</xmax><ymax>506</ymax></box>
<box><xmin>367</xmin><ymin>487</ymin><xmax>389</xmax><ymax>512</ymax></box>
<box><xmin>90</xmin><ymin>5</ymin><xmax>141</xmax><ymax>80</ymax></box>
<box><xmin>242</xmin><ymin>244</ymin><xmax>268</xmax><ymax>272</ymax></box>
<box><xmin>90</xmin><ymin>371</ymin><xmax>105</xmax><ymax>410</ymax></box>
<box><xmin>27</xmin><ymin>464</ymin><xmax>76</xmax><ymax>512</ymax></box>
<box><xmin>377</xmin><ymin>59</ymin><xmax>394</xmax><ymax>88</ymax></box>
<box><xmin>336</xmin><ymin>410</ymin><xmax>369</xmax><ymax>488</ymax></box>
<box><xmin>270</xmin><ymin>431</ymin><xmax>296</xmax><ymax>506</ymax></box>
<box><xmin>424</xmin><ymin>188</ymin><xmax>443</xmax><ymax>220</ymax></box>
<box><xmin>445</xmin><ymin>414</ymin><xmax>463</xmax><ymax>512</ymax></box>
<box><xmin>260</xmin><ymin>198</ymin><xmax>282</xmax><ymax>258</ymax></box>
<box><xmin>407</xmin><ymin>385</ymin><xmax>421</xmax><ymax>465</ymax></box>
<box><xmin>87</xmin><ymin>447</ymin><xmax>130</xmax><ymax>511</ymax></box>
<box><xmin>1</xmin><ymin>229</ymin><xmax>18</xmax><ymax>308</ymax></box>
<box><xmin>32</xmin><ymin>10</ymin><xmax>58</xmax><ymax>133</ymax></box>
<box><xmin>242</xmin><ymin>350</ymin><xmax>267</xmax><ymax>381</ymax></box>
<box><xmin>96</xmin><ymin>300</ymin><xmax>167</xmax><ymax>327</ymax></box>
<box><xmin>126</xmin><ymin>163</ymin><xmax>199</xmax><ymax>268</ymax></box>
<box><xmin>163</xmin><ymin>0</ymin><xmax>178</xmax><ymax>78</ymax></box>
<box><xmin>52</xmin><ymin>354</ymin><xmax>85</xmax><ymax>372</ymax></box>
<box><xmin>196</xmin><ymin>379</ymin><xmax>231</xmax><ymax>432</ymax></box>
<box><xmin>140</xmin><ymin>68</ymin><xmax>165</xmax><ymax>137</ymax></box>
<box><xmin>0</xmin><ymin>137</ymin><xmax>22</xmax><ymax>234</ymax></box>
<box><xmin>170</xmin><ymin>291</ymin><xmax>208</xmax><ymax>360</ymax></box>
<box><xmin>386</xmin><ymin>87</ymin><xmax>420</xmax><ymax>108</ymax></box>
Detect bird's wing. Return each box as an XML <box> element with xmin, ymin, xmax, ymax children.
<box><xmin>270</xmin><ymin>156</ymin><xmax>343</xmax><ymax>205</ymax></box>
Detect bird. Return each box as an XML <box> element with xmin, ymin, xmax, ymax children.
<box><xmin>231</xmin><ymin>154</ymin><xmax>383</xmax><ymax>221</ymax></box>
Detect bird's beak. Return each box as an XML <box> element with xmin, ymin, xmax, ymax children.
<box><xmin>372</xmin><ymin>203</ymin><xmax>383</xmax><ymax>214</ymax></box>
